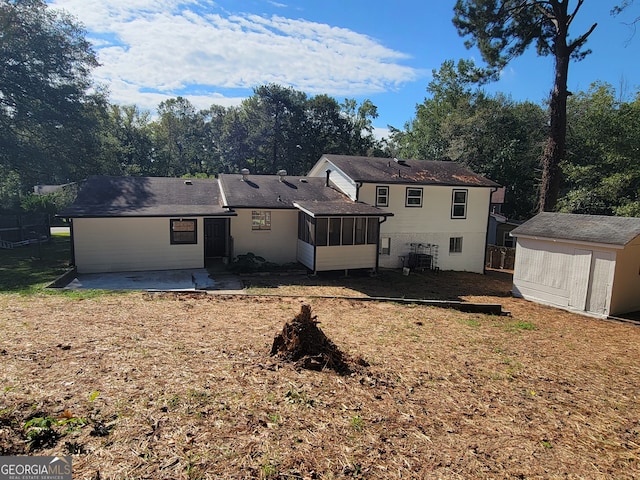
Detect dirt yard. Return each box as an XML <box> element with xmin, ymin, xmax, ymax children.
<box><xmin>1</xmin><ymin>270</ymin><xmax>639</xmax><ymax>479</ymax></box>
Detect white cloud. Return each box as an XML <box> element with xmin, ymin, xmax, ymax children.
<box><xmin>373</xmin><ymin>126</ymin><xmax>391</xmax><ymax>141</ymax></box>
<box><xmin>49</xmin><ymin>0</ymin><xmax>419</xmax><ymax>112</ymax></box>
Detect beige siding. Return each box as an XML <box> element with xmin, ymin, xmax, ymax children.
<box><xmin>230</xmin><ymin>209</ymin><xmax>299</xmax><ymax>264</ymax></box>
<box><xmin>609</xmin><ymin>236</ymin><xmax>640</xmax><ymax>315</ymax></box>
<box><xmin>73</xmin><ymin>217</ymin><xmax>203</xmax><ymax>273</ymax></box>
<box><xmin>315</xmin><ymin>245</ymin><xmax>377</xmax><ymax>271</ymax></box>
<box><xmin>360</xmin><ymin>184</ymin><xmax>490</xmax><ymax>273</ymax></box>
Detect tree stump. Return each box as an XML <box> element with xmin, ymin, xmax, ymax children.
<box><xmin>270</xmin><ymin>304</ymin><xmax>354</xmax><ymax>373</ymax></box>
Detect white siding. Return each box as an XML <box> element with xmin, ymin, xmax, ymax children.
<box><xmin>569</xmin><ymin>249</ymin><xmax>592</xmax><ymax>310</ymax></box>
<box><xmin>73</xmin><ymin>217</ymin><xmax>203</xmax><ymax>274</ymax></box>
<box><xmin>513</xmin><ymin>237</ymin><xmax>619</xmax><ymax>317</ymax></box>
<box><xmin>296</xmin><ymin>239</ymin><xmax>315</xmax><ymax>270</ymax></box>
<box><xmin>360</xmin><ymin>184</ymin><xmax>491</xmax><ymax>273</ymax></box>
<box><xmin>513</xmin><ymin>238</ymin><xmax>573</xmax><ymax>307</ymax></box>
<box><xmin>315</xmin><ymin>245</ymin><xmax>377</xmax><ymax>271</ymax></box>
<box><xmin>586</xmin><ymin>250</ymin><xmax>615</xmax><ymax>315</ymax></box>
<box><xmin>307</xmin><ymin>158</ymin><xmax>358</xmax><ymax>200</ymax></box>
<box><xmin>230</xmin><ymin>209</ymin><xmax>299</xmax><ymax>264</ymax></box>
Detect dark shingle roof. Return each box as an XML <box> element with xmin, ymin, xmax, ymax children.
<box><xmin>510</xmin><ymin>212</ymin><xmax>640</xmax><ymax>246</ymax></box>
<box><xmin>321</xmin><ymin>155</ymin><xmax>499</xmax><ymax>187</ymax></box>
<box><xmin>59</xmin><ymin>176</ymin><xmax>232</xmax><ymax>217</ymax></box>
<box><xmin>219</xmin><ymin>174</ymin><xmax>389</xmax><ymax>216</ymax></box>
<box><xmin>294</xmin><ymin>200</ymin><xmax>392</xmax><ymax>217</ymax></box>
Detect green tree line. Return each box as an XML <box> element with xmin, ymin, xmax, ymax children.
<box><xmin>1</xmin><ymin>0</ymin><xmax>638</xmax><ymax>221</ymax></box>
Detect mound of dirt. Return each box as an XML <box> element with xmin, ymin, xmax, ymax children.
<box><xmin>270</xmin><ymin>304</ymin><xmax>363</xmax><ymax>374</ymax></box>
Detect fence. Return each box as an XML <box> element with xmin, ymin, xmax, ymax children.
<box><xmin>0</xmin><ymin>214</ymin><xmax>50</xmax><ymax>246</ymax></box>
<box><xmin>485</xmin><ymin>245</ymin><xmax>515</xmax><ymax>270</ymax></box>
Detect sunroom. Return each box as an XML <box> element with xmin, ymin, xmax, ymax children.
<box><xmin>294</xmin><ymin>200</ymin><xmax>393</xmax><ymax>273</ymax></box>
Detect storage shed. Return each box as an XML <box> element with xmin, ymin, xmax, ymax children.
<box><xmin>510</xmin><ymin>212</ymin><xmax>640</xmax><ymax>318</ymax></box>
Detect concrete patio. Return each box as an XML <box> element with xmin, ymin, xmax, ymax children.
<box><xmin>62</xmin><ymin>268</ymin><xmax>244</xmax><ymax>292</ymax></box>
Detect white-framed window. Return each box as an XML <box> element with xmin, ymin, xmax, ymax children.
<box><xmin>380</xmin><ymin>237</ymin><xmax>391</xmax><ymax>255</ymax></box>
<box><xmin>451</xmin><ymin>189</ymin><xmax>468</xmax><ymax>219</ymax></box>
<box><xmin>405</xmin><ymin>187</ymin><xmax>423</xmax><ymax>207</ymax></box>
<box><xmin>311</xmin><ymin>216</ymin><xmax>378</xmax><ymax>247</ymax></box>
<box><xmin>170</xmin><ymin>219</ymin><xmax>197</xmax><ymax>244</ymax></box>
<box><xmin>252</xmin><ymin>210</ymin><xmax>271</xmax><ymax>230</ymax></box>
<box><xmin>449</xmin><ymin>236</ymin><xmax>463</xmax><ymax>254</ymax></box>
<box><xmin>376</xmin><ymin>186</ymin><xmax>389</xmax><ymax>207</ymax></box>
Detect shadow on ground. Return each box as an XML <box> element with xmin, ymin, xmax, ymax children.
<box><xmin>242</xmin><ymin>268</ymin><xmax>514</xmax><ymax>302</ymax></box>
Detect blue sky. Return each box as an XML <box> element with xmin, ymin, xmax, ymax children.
<box><xmin>48</xmin><ymin>0</ymin><xmax>639</xmax><ymax>138</ymax></box>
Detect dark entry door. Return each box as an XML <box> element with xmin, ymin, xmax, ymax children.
<box><xmin>204</xmin><ymin>218</ymin><xmax>227</xmax><ymax>258</ymax></box>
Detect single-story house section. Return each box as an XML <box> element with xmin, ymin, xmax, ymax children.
<box><xmin>217</xmin><ymin>171</ymin><xmax>392</xmax><ymax>272</ymax></box>
<box><xmin>511</xmin><ymin>212</ymin><xmax>640</xmax><ymax>318</ymax></box>
<box><xmin>59</xmin><ymin>176</ymin><xmax>236</xmax><ymax>273</ymax></box>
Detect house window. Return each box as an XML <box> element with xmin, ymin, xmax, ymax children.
<box><xmin>298</xmin><ymin>212</ymin><xmax>314</xmax><ymax>244</ymax></box>
<box><xmin>312</xmin><ymin>217</ymin><xmax>378</xmax><ymax>247</ymax></box>
<box><xmin>328</xmin><ymin>218</ymin><xmax>342</xmax><ymax>245</ymax></box>
<box><xmin>367</xmin><ymin>218</ymin><xmax>378</xmax><ymax>244</ymax></box>
<box><xmin>316</xmin><ymin>218</ymin><xmax>328</xmax><ymax>246</ymax></box>
<box><xmin>355</xmin><ymin>218</ymin><xmax>367</xmax><ymax>244</ymax></box>
<box><xmin>449</xmin><ymin>236</ymin><xmax>463</xmax><ymax>254</ymax></box>
<box><xmin>170</xmin><ymin>219</ymin><xmax>197</xmax><ymax>244</ymax></box>
<box><xmin>376</xmin><ymin>186</ymin><xmax>389</xmax><ymax>207</ymax></box>
<box><xmin>342</xmin><ymin>217</ymin><xmax>355</xmax><ymax>245</ymax></box>
<box><xmin>451</xmin><ymin>189</ymin><xmax>468</xmax><ymax>219</ymax></box>
<box><xmin>380</xmin><ymin>237</ymin><xmax>391</xmax><ymax>255</ymax></box>
<box><xmin>503</xmin><ymin>231</ymin><xmax>514</xmax><ymax>248</ymax></box>
<box><xmin>406</xmin><ymin>188</ymin><xmax>423</xmax><ymax>207</ymax></box>
<box><xmin>252</xmin><ymin>210</ymin><xmax>271</xmax><ymax>230</ymax></box>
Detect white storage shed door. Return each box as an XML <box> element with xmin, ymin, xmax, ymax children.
<box><xmin>569</xmin><ymin>249</ymin><xmax>614</xmax><ymax>316</ymax></box>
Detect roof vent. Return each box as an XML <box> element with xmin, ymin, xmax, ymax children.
<box><xmin>184</xmin><ymin>179</ymin><xmax>193</xmax><ymax>185</ymax></box>
<box><xmin>240</xmin><ymin>168</ymin><xmax>250</xmax><ymax>181</ymax></box>
<box><xmin>277</xmin><ymin>169</ymin><xmax>287</xmax><ymax>182</ymax></box>
<box><xmin>394</xmin><ymin>157</ymin><xmax>407</xmax><ymax>166</ymax></box>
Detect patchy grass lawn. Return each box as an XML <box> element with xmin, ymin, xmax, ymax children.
<box><xmin>242</xmin><ymin>268</ymin><xmax>514</xmax><ymax>303</ymax></box>
<box><xmin>0</xmin><ymin>232</ymin><xmax>72</xmax><ymax>293</ymax></box>
<box><xmin>1</xmin><ymin>270</ymin><xmax>639</xmax><ymax>479</ymax></box>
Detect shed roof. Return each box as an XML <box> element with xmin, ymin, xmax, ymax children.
<box><xmin>59</xmin><ymin>176</ymin><xmax>232</xmax><ymax>217</ymax></box>
<box><xmin>320</xmin><ymin>155</ymin><xmax>499</xmax><ymax>187</ymax></box>
<box><xmin>219</xmin><ymin>173</ymin><xmax>388</xmax><ymax>216</ymax></box>
<box><xmin>510</xmin><ymin>212</ymin><xmax>640</xmax><ymax>246</ymax></box>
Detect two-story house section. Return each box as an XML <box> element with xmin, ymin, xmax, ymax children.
<box><xmin>308</xmin><ymin>155</ymin><xmax>500</xmax><ymax>274</ymax></box>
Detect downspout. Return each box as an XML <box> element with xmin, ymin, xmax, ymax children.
<box><xmin>355</xmin><ymin>182</ymin><xmax>363</xmax><ymax>202</ymax></box>
<box><xmin>66</xmin><ymin>218</ymin><xmax>75</xmax><ymax>268</ymax></box>
<box><xmin>376</xmin><ymin>216</ymin><xmax>389</xmax><ymax>273</ymax></box>
<box><xmin>312</xmin><ymin>216</ymin><xmax>318</xmax><ymax>276</ymax></box>
<box><xmin>484</xmin><ymin>187</ymin><xmax>499</xmax><ymax>274</ymax></box>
